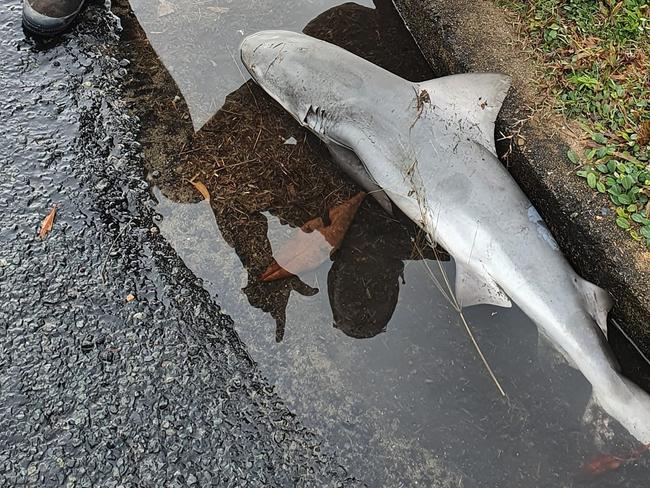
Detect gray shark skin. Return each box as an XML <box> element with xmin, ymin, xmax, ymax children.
<box><xmin>240</xmin><ymin>30</ymin><xmax>650</xmax><ymax>444</ymax></box>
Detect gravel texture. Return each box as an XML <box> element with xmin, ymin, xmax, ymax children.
<box><xmin>0</xmin><ymin>2</ymin><xmax>360</xmax><ymax>486</ymax></box>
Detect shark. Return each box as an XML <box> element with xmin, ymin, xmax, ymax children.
<box><xmin>128</xmin><ymin>0</ymin><xmax>372</xmax><ymax>130</ymax></box>
<box><xmin>240</xmin><ymin>30</ymin><xmax>650</xmax><ymax>443</ymax></box>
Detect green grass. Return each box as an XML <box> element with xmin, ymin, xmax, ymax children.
<box><xmin>496</xmin><ymin>0</ymin><xmax>650</xmax><ymax>246</ymax></box>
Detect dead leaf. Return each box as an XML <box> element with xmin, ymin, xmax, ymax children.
<box><xmin>638</xmin><ymin>120</ymin><xmax>650</xmax><ymax>147</ymax></box>
<box><xmin>581</xmin><ymin>443</ymin><xmax>650</xmax><ymax>476</ymax></box>
<box><xmin>126</xmin><ymin>294</ymin><xmax>136</xmax><ymax>302</ymax></box>
<box><xmin>581</xmin><ymin>453</ymin><xmax>623</xmax><ymax>475</ymax></box>
<box><xmin>189</xmin><ymin>180</ymin><xmax>211</xmax><ymax>201</ymax></box>
<box><xmin>38</xmin><ymin>205</ymin><xmax>57</xmax><ymax>239</ymax></box>
<box><xmin>261</xmin><ymin>192</ymin><xmax>366</xmax><ymax>281</ymax></box>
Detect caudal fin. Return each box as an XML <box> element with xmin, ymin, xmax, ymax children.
<box><xmin>590</xmin><ymin>373</ymin><xmax>650</xmax><ymax>445</ymax></box>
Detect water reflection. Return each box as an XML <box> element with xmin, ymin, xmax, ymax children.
<box><xmin>141</xmin><ymin>0</ymin><xmax>650</xmax><ymax>486</ymax></box>
<box><xmin>251</xmin><ymin>201</ymin><xmax>449</xmax><ymax>342</ymax></box>
<box><xmin>129</xmin><ymin>0</ymin><xmax>373</xmax><ymax>129</ymax></box>
<box><xmin>147</xmin><ymin>0</ymin><xmax>443</xmax><ymax>342</ymax></box>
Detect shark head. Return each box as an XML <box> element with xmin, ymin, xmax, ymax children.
<box><xmin>240</xmin><ymin>30</ymin><xmax>369</xmax><ymax>142</ymax></box>
<box><xmin>240</xmin><ymin>30</ymin><xmax>305</xmax><ymax>81</ymax></box>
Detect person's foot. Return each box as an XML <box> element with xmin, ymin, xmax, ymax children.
<box><xmin>22</xmin><ymin>0</ymin><xmax>86</xmax><ymax>37</ymax></box>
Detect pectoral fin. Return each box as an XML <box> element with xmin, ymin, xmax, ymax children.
<box><xmin>455</xmin><ymin>263</ymin><xmax>512</xmax><ymax>308</ymax></box>
<box><xmin>327</xmin><ymin>143</ymin><xmax>394</xmax><ymax>215</ymax></box>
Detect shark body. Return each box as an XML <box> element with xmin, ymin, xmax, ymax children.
<box><xmin>240</xmin><ymin>30</ymin><xmax>650</xmax><ymax>443</ymax></box>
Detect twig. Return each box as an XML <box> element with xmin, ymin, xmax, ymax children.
<box><xmin>458</xmin><ymin>310</ymin><xmax>507</xmax><ymax>397</ymax></box>
<box><xmin>412</xmin><ymin>230</ymin><xmax>507</xmax><ymax>398</ymax></box>
<box><xmin>252</xmin><ymin>127</ymin><xmax>263</xmax><ymax>154</ymax></box>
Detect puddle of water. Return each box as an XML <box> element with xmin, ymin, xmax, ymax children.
<box><xmin>136</xmin><ymin>0</ymin><xmax>650</xmax><ymax>485</ymax></box>
<box><xmin>154</xmin><ymin>186</ymin><xmax>649</xmax><ymax>486</ymax></box>
<box><xmin>129</xmin><ymin>0</ymin><xmax>372</xmax><ymax>130</ymax></box>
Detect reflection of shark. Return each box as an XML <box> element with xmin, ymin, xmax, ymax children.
<box><xmin>240</xmin><ymin>30</ymin><xmax>650</xmax><ymax>443</ymax></box>
<box><xmin>129</xmin><ymin>0</ymin><xmax>372</xmax><ymax>129</ymax></box>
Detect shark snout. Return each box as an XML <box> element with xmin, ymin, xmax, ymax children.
<box><xmin>240</xmin><ymin>30</ymin><xmax>310</xmax><ymax>83</ymax></box>
<box><xmin>240</xmin><ymin>30</ymin><xmax>293</xmax><ymax>78</ymax></box>
<box><xmin>239</xmin><ymin>32</ymin><xmax>266</xmax><ymax>74</ymax></box>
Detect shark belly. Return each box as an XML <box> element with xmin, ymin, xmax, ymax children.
<box><xmin>240</xmin><ymin>28</ymin><xmax>650</xmax><ymax>443</ymax></box>
<box><xmin>322</xmin><ymin>85</ymin><xmax>650</xmax><ymax>446</ymax></box>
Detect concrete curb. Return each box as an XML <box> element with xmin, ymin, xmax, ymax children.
<box><xmin>392</xmin><ymin>0</ymin><xmax>650</xmax><ymax>380</ymax></box>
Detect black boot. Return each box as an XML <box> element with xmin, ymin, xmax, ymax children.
<box><xmin>22</xmin><ymin>0</ymin><xmax>86</xmax><ymax>37</ymax></box>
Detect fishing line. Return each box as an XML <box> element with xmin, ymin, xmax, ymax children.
<box><xmin>413</xmin><ymin>241</ymin><xmax>507</xmax><ymax>398</ymax></box>
<box><xmin>609</xmin><ymin>317</ymin><xmax>650</xmax><ymax>369</ymax></box>
<box><xmin>405</xmin><ymin>153</ymin><xmax>506</xmax><ymax>397</ymax></box>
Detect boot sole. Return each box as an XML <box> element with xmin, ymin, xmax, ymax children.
<box><xmin>22</xmin><ymin>0</ymin><xmax>86</xmax><ymax>37</ymax></box>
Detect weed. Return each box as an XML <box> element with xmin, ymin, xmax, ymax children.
<box><xmin>497</xmin><ymin>0</ymin><xmax>649</xmax><ymax>246</ymax></box>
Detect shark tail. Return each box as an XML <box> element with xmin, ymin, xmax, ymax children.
<box><xmin>589</xmin><ymin>369</ymin><xmax>650</xmax><ymax>444</ymax></box>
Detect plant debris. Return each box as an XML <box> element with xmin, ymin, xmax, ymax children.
<box><xmin>581</xmin><ymin>442</ymin><xmax>650</xmax><ymax>476</ymax></box>
<box><xmin>38</xmin><ymin>205</ymin><xmax>57</xmax><ymax>239</ymax></box>
<box><xmin>189</xmin><ymin>178</ymin><xmax>211</xmax><ymax>201</ymax></box>
<box><xmin>497</xmin><ymin>0</ymin><xmax>649</xmax><ymax>247</ymax></box>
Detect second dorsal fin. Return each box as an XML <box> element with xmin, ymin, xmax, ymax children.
<box><xmin>418</xmin><ymin>73</ymin><xmax>511</xmax><ymax>156</ymax></box>
<box><xmin>573</xmin><ymin>276</ymin><xmax>613</xmax><ymax>334</ymax></box>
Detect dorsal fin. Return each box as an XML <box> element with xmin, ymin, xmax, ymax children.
<box><xmin>418</xmin><ymin>73</ymin><xmax>511</xmax><ymax>156</ymax></box>
<box><xmin>455</xmin><ymin>262</ymin><xmax>512</xmax><ymax>309</ymax></box>
<box><xmin>573</xmin><ymin>276</ymin><xmax>613</xmax><ymax>334</ymax></box>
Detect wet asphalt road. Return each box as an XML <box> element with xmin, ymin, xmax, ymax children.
<box><xmin>0</xmin><ymin>2</ymin><xmax>360</xmax><ymax>486</ymax></box>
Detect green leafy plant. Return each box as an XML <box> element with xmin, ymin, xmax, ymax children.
<box><xmin>498</xmin><ymin>0</ymin><xmax>649</xmax><ymax>247</ymax></box>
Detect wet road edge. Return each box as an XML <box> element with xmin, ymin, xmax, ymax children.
<box><xmin>0</xmin><ymin>0</ymin><xmax>362</xmax><ymax>485</ymax></box>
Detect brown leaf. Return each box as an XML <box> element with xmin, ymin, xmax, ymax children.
<box><xmin>581</xmin><ymin>443</ymin><xmax>650</xmax><ymax>476</ymax></box>
<box><xmin>38</xmin><ymin>205</ymin><xmax>57</xmax><ymax>239</ymax></box>
<box><xmin>638</xmin><ymin>120</ymin><xmax>650</xmax><ymax>147</ymax></box>
<box><xmin>190</xmin><ymin>180</ymin><xmax>211</xmax><ymax>201</ymax></box>
<box><xmin>126</xmin><ymin>294</ymin><xmax>136</xmax><ymax>302</ymax></box>
<box><xmin>581</xmin><ymin>454</ymin><xmax>623</xmax><ymax>475</ymax></box>
<box><xmin>612</xmin><ymin>151</ymin><xmax>640</xmax><ymax>163</ymax></box>
<box><xmin>261</xmin><ymin>192</ymin><xmax>366</xmax><ymax>282</ymax></box>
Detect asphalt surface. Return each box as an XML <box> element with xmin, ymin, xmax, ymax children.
<box><xmin>0</xmin><ymin>2</ymin><xmax>360</xmax><ymax>486</ymax></box>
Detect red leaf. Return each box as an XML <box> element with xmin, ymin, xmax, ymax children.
<box><xmin>582</xmin><ymin>454</ymin><xmax>623</xmax><ymax>475</ymax></box>
<box><xmin>261</xmin><ymin>192</ymin><xmax>366</xmax><ymax>281</ymax></box>
<box><xmin>582</xmin><ymin>443</ymin><xmax>650</xmax><ymax>476</ymax></box>
<box><xmin>38</xmin><ymin>205</ymin><xmax>57</xmax><ymax>239</ymax></box>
